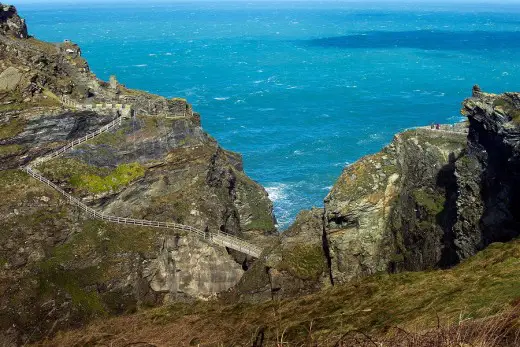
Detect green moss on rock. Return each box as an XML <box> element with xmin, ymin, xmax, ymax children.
<box><xmin>412</xmin><ymin>189</ymin><xmax>445</xmax><ymax>215</ymax></box>
<box><xmin>0</xmin><ymin>143</ymin><xmax>23</xmax><ymax>156</ymax></box>
<box><xmin>38</xmin><ymin>159</ymin><xmax>145</xmax><ymax>194</ymax></box>
<box><xmin>279</xmin><ymin>244</ymin><xmax>326</xmax><ymax>281</ymax></box>
<box><xmin>0</xmin><ymin>117</ymin><xmax>25</xmax><ymax>139</ymax></box>
<box><xmin>493</xmin><ymin>96</ymin><xmax>520</xmax><ymax>124</ymax></box>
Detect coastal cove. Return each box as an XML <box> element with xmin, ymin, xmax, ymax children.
<box><xmin>18</xmin><ymin>1</ymin><xmax>520</xmax><ymax>228</ymax></box>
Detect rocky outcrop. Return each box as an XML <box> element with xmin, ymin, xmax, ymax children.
<box><xmin>0</xmin><ymin>4</ymin><xmax>27</xmax><ymax>39</ymax></box>
<box><xmin>455</xmin><ymin>87</ymin><xmax>520</xmax><ymax>258</ymax></box>
<box><xmin>324</xmin><ymin>127</ymin><xmax>468</xmax><ymax>282</ymax></box>
<box><xmin>252</xmin><ymin>88</ymin><xmax>520</xmax><ymax>290</ymax></box>
<box><xmin>224</xmin><ymin>208</ymin><xmax>329</xmax><ymax>302</ymax></box>
<box><xmin>234</xmin><ymin>125</ymin><xmax>470</xmax><ymax>295</ymax></box>
<box><xmin>0</xmin><ymin>170</ymin><xmax>246</xmax><ymax>344</ymax></box>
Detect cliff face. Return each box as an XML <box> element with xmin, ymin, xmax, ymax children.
<box><xmin>236</xmin><ymin>88</ymin><xmax>520</xmax><ymax>298</ymax></box>
<box><xmin>0</xmin><ymin>5</ymin><xmax>275</xmax><ymax>344</ymax></box>
<box><xmin>233</xmin><ymin>127</ymin><xmax>468</xmax><ymax>298</ymax></box>
<box><xmin>0</xmin><ymin>4</ymin><xmax>27</xmax><ymax>38</ymax></box>
<box><xmin>325</xmin><ymin>128</ymin><xmax>468</xmax><ymax>282</ymax></box>
<box><xmin>455</xmin><ymin>88</ymin><xmax>520</xmax><ymax>257</ymax></box>
<box><xmin>305</xmin><ymin>89</ymin><xmax>520</xmax><ymax>287</ymax></box>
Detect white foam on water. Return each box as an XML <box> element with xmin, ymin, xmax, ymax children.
<box><xmin>265</xmin><ymin>183</ymin><xmax>288</xmax><ymax>203</ymax></box>
<box><xmin>214</xmin><ymin>97</ymin><xmax>230</xmax><ymax>101</ymax></box>
<box><xmin>133</xmin><ymin>64</ymin><xmax>148</xmax><ymax>67</ymax></box>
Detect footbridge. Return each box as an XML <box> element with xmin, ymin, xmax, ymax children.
<box><xmin>22</xmin><ymin>98</ymin><xmax>263</xmax><ymax>258</ymax></box>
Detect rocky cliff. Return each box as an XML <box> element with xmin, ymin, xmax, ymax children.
<box><xmin>456</xmin><ymin>86</ymin><xmax>520</xmax><ymax>257</ymax></box>
<box><xmin>235</xmin><ymin>87</ymin><xmax>520</xmax><ymax>299</ymax></box>
<box><xmin>0</xmin><ymin>4</ymin><xmax>275</xmax><ymax>344</ymax></box>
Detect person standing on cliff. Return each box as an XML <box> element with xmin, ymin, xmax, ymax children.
<box><xmin>436</xmin><ymin>123</ymin><xmax>440</xmax><ymax>130</ymax></box>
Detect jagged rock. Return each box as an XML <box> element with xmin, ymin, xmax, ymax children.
<box><xmin>224</xmin><ymin>208</ymin><xmax>329</xmax><ymax>302</ymax></box>
<box><xmin>0</xmin><ymin>4</ymin><xmax>28</xmax><ymax>39</ymax></box>
<box><xmin>323</xmin><ymin>128</ymin><xmax>467</xmax><ymax>282</ymax></box>
<box><xmin>455</xmin><ymin>90</ymin><xmax>520</xmax><ymax>257</ymax></box>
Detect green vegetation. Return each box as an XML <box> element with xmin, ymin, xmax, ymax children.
<box><xmin>0</xmin><ymin>117</ymin><xmax>25</xmax><ymax>139</ymax></box>
<box><xmin>279</xmin><ymin>244</ymin><xmax>326</xmax><ymax>280</ymax></box>
<box><xmin>38</xmin><ymin>158</ymin><xmax>145</xmax><ymax>194</ymax></box>
<box><xmin>412</xmin><ymin>189</ymin><xmax>446</xmax><ymax>215</ymax></box>
<box><xmin>73</xmin><ymin>162</ymin><xmax>145</xmax><ymax>194</ymax></box>
<box><xmin>493</xmin><ymin>96</ymin><xmax>520</xmax><ymax>124</ymax></box>
<box><xmin>0</xmin><ymin>143</ymin><xmax>23</xmax><ymax>157</ymax></box>
<box><xmin>26</xmin><ymin>37</ymin><xmax>59</xmax><ymax>55</ymax></box>
<box><xmin>35</xmin><ymin>219</ymin><xmax>160</xmax><ymax>320</ymax></box>
<box><xmin>87</xmin><ymin>129</ymin><xmax>126</xmax><ymax>146</ymax></box>
<box><xmin>0</xmin><ymin>90</ymin><xmax>60</xmax><ymax>113</ymax></box>
<box><xmin>37</xmin><ymin>261</ymin><xmax>106</xmax><ymax>319</ymax></box>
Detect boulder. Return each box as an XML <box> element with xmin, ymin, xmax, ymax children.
<box><xmin>0</xmin><ymin>66</ymin><xmax>22</xmax><ymax>90</ymax></box>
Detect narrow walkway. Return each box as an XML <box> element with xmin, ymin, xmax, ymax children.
<box><xmin>22</xmin><ymin>101</ymin><xmax>263</xmax><ymax>258</ymax></box>
<box><xmin>416</xmin><ymin>125</ymin><xmax>469</xmax><ymax>135</ymax></box>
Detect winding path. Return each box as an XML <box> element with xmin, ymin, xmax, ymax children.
<box><xmin>22</xmin><ymin>101</ymin><xmax>263</xmax><ymax>258</ymax></box>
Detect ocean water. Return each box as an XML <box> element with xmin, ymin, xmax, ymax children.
<box><xmin>18</xmin><ymin>2</ymin><xmax>520</xmax><ymax>229</ymax></box>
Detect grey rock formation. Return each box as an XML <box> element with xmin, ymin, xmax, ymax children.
<box><xmin>0</xmin><ymin>4</ymin><xmax>28</xmax><ymax>39</ymax></box>
<box><xmin>324</xmin><ymin>128</ymin><xmax>467</xmax><ymax>282</ymax></box>
<box><xmin>0</xmin><ymin>66</ymin><xmax>21</xmax><ymax>90</ymax></box>
<box><xmin>454</xmin><ymin>89</ymin><xmax>520</xmax><ymax>257</ymax></box>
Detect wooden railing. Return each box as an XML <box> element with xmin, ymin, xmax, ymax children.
<box><xmin>32</xmin><ymin>114</ymin><xmax>125</xmax><ymax>165</ymax></box>
<box><xmin>22</xmin><ymin>98</ymin><xmax>263</xmax><ymax>258</ymax></box>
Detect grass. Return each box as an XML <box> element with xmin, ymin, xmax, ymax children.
<box><xmin>0</xmin><ymin>117</ymin><xmax>25</xmax><ymax>139</ymax></box>
<box><xmin>26</xmin><ymin>37</ymin><xmax>58</xmax><ymax>55</ymax></box>
<box><xmin>279</xmin><ymin>244</ymin><xmax>327</xmax><ymax>281</ymax></box>
<box><xmin>35</xmin><ymin>238</ymin><xmax>520</xmax><ymax>346</ymax></box>
<box><xmin>0</xmin><ymin>143</ymin><xmax>24</xmax><ymax>157</ymax></box>
<box><xmin>0</xmin><ymin>90</ymin><xmax>60</xmax><ymax>113</ymax></box>
<box><xmin>493</xmin><ymin>96</ymin><xmax>520</xmax><ymax>124</ymax></box>
<box><xmin>37</xmin><ymin>159</ymin><xmax>145</xmax><ymax>194</ymax></box>
<box><xmin>75</xmin><ymin>162</ymin><xmax>145</xmax><ymax>194</ymax></box>
<box><xmin>412</xmin><ymin>189</ymin><xmax>446</xmax><ymax>215</ymax></box>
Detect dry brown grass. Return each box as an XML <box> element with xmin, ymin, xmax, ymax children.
<box><xmin>335</xmin><ymin>304</ymin><xmax>520</xmax><ymax>347</ymax></box>
<box><xmin>32</xmin><ymin>239</ymin><xmax>520</xmax><ymax>346</ymax></box>
<box><xmin>33</xmin><ymin>304</ymin><xmax>520</xmax><ymax>347</ymax></box>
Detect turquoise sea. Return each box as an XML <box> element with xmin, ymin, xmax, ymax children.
<box><xmin>18</xmin><ymin>1</ymin><xmax>520</xmax><ymax>229</ymax></box>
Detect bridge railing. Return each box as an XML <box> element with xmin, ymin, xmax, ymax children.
<box><xmin>33</xmin><ymin>114</ymin><xmax>124</xmax><ymax>165</ymax></box>
<box><xmin>25</xmin><ymin>165</ymin><xmax>263</xmax><ymax>256</ymax></box>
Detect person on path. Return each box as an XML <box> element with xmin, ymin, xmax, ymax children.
<box><xmin>436</xmin><ymin>123</ymin><xmax>440</xmax><ymax>130</ymax></box>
